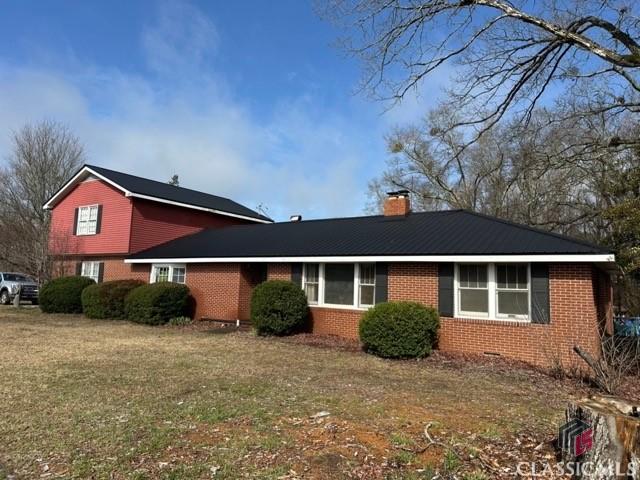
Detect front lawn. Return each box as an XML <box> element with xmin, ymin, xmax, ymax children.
<box><xmin>0</xmin><ymin>308</ymin><xmax>576</xmax><ymax>479</ymax></box>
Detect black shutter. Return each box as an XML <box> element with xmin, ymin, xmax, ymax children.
<box><xmin>97</xmin><ymin>262</ymin><xmax>104</xmax><ymax>283</ymax></box>
<box><xmin>531</xmin><ymin>263</ymin><xmax>550</xmax><ymax>324</ymax></box>
<box><xmin>95</xmin><ymin>205</ymin><xmax>103</xmax><ymax>234</ymax></box>
<box><xmin>75</xmin><ymin>262</ymin><xmax>82</xmax><ymax>276</ymax></box>
<box><xmin>291</xmin><ymin>263</ymin><xmax>303</xmax><ymax>286</ymax></box>
<box><xmin>438</xmin><ymin>263</ymin><xmax>454</xmax><ymax>317</ymax></box>
<box><xmin>374</xmin><ymin>262</ymin><xmax>388</xmax><ymax>304</ymax></box>
<box><xmin>73</xmin><ymin>208</ymin><xmax>79</xmax><ymax>235</ymax></box>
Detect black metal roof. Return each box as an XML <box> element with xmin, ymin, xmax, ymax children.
<box><xmin>129</xmin><ymin>209</ymin><xmax>610</xmax><ymax>259</ymax></box>
<box><xmin>83</xmin><ymin>165</ymin><xmax>271</xmax><ymax>222</ymax></box>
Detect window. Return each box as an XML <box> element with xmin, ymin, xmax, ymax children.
<box><xmin>455</xmin><ymin>263</ymin><xmax>530</xmax><ymax>320</ymax></box>
<box><xmin>358</xmin><ymin>263</ymin><xmax>376</xmax><ymax>307</ymax></box>
<box><xmin>151</xmin><ymin>264</ymin><xmax>186</xmax><ymax>284</ymax></box>
<box><xmin>303</xmin><ymin>263</ymin><xmax>319</xmax><ymax>304</ymax></box>
<box><xmin>81</xmin><ymin>261</ymin><xmax>101</xmax><ymax>283</ymax></box>
<box><xmin>77</xmin><ymin>205</ymin><xmax>99</xmax><ymax>235</ymax></box>
<box><xmin>496</xmin><ymin>264</ymin><xmax>529</xmax><ymax>319</ymax></box>
<box><xmin>324</xmin><ymin>264</ymin><xmax>355</xmax><ymax>305</ymax></box>
<box><xmin>171</xmin><ymin>267</ymin><xmax>186</xmax><ymax>284</ymax></box>
<box><xmin>302</xmin><ymin>263</ymin><xmax>376</xmax><ymax>309</ymax></box>
<box><xmin>458</xmin><ymin>264</ymin><xmax>489</xmax><ymax>316</ymax></box>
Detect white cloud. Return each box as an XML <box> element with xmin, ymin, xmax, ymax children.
<box><xmin>141</xmin><ymin>0</ymin><xmax>219</xmax><ymax>76</ymax></box>
<box><xmin>0</xmin><ymin>1</ymin><xmax>436</xmax><ymax>221</ymax></box>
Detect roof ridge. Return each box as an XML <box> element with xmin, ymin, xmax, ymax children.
<box><xmin>86</xmin><ymin>164</ymin><xmax>234</xmax><ymax>202</ymax></box>
<box><xmin>268</xmin><ymin>208</ymin><xmax>463</xmax><ymax>225</ymax></box>
<box><xmin>459</xmin><ymin>209</ymin><xmax>608</xmax><ymax>252</ymax></box>
<box><xmin>84</xmin><ymin>164</ymin><xmax>271</xmax><ymax>222</ymax></box>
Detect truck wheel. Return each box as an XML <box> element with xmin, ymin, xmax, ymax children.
<box><xmin>0</xmin><ymin>290</ymin><xmax>10</xmax><ymax>305</ymax></box>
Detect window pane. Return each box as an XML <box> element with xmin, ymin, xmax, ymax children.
<box><xmin>305</xmin><ymin>283</ymin><xmax>318</xmax><ymax>303</ymax></box>
<box><xmin>460</xmin><ymin>289</ymin><xmax>488</xmax><ymax>314</ymax></box>
<box><xmin>459</xmin><ymin>265</ymin><xmax>469</xmax><ymax>288</ymax></box>
<box><xmin>305</xmin><ymin>264</ymin><xmax>319</xmax><ymax>282</ymax></box>
<box><xmin>506</xmin><ymin>265</ymin><xmax>517</xmax><ymax>288</ymax></box>
<box><xmin>498</xmin><ymin>291</ymin><xmax>528</xmax><ymax>316</ymax></box>
<box><xmin>517</xmin><ymin>265</ymin><xmax>527</xmax><ymax>289</ymax></box>
<box><xmin>459</xmin><ymin>264</ymin><xmax>487</xmax><ymax>288</ymax></box>
<box><xmin>359</xmin><ymin>263</ymin><xmax>375</xmax><ymax>285</ymax></box>
<box><xmin>359</xmin><ymin>285</ymin><xmax>374</xmax><ymax>306</ymax></box>
<box><xmin>171</xmin><ymin>267</ymin><xmax>185</xmax><ymax>283</ymax></box>
<box><xmin>477</xmin><ymin>265</ymin><xmax>487</xmax><ymax>287</ymax></box>
<box><xmin>324</xmin><ymin>264</ymin><xmax>354</xmax><ymax>305</ymax></box>
<box><xmin>496</xmin><ymin>264</ymin><xmax>528</xmax><ymax>290</ymax></box>
<box><xmin>497</xmin><ymin>265</ymin><xmax>507</xmax><ymax>288</ymax></box>
<box><xmin>155</xmin><ymin>267</ymin><xmax>169</xmax><ymax>283</ymax></box>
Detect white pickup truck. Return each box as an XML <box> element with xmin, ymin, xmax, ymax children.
<box><xmin>0</xmin><ymin>272</ymin><xmax>39</xmax><ymax>305</ymax></box>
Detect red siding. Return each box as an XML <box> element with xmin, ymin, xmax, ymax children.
<box><xmin>129</xmin><ymin>199</ymin><xmax>249</xmax><ymax>253</ymax></box>
<box><xmin>49</xmin><ymin>179</ymin><xmax>133</xmax><ymax>255</ymax></box>
<box><xmin>49</xmin><ymin>178</ymin><xmax>254</xmax><ymax>257</ymax></box>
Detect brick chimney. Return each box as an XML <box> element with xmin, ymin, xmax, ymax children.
<box><xmin>383</xmin><ymin>190</ymin><xmax>411</xmax><ymax>216</ymax></box>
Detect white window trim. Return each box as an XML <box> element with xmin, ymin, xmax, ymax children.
<box><xmin>76</xmin><ymin>204</ymin><xmax>99</xmax><ymax>236</ymax></box>
<box><xmin>302</xmin><ymin>264</ymin><xmax>320</xmax><ymax>305</ymax></box>
<box><xmin>81</xmin><ymin>261</ymin><xmax>101</xmax><ymax>283</ymax></box>
<box><xmin>358</xmin><ymin>263</ymin><xmax>376</xmax><ymax>308</ymax></box>
<box><xmin>302</xmin><ymin>263</ymin><xmax>375</xmax><ymax>310</ymax></box>
<box><xmin>454</xmin><ymin>263</ymin><xmax>531</xmax><ymax>322</ymax></box>
<box><xmin>150</xmin><ymin>263</ymin><xmax>187</xmax><ymax>284</ymax></box>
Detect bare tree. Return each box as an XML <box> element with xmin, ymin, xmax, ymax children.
<box><xmin>368</xmin><ymin>105</ymin><xmax>638</xmax><ymax>242</ymax></box>
<box><xmin>0</xmin><ymin>120</ymin><xmax>84</xmax><ymax>281</ymax></box>
<box><xmin>321</xmin><ymin>0</ymin><xmax>640</xmax><ymax>154</ymax></box>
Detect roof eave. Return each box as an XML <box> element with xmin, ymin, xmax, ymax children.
<box><xmin>42</xmin><ymin>165</ymin><xmax>272</xmax><ymax>224</ymax></box>
<box><xmin>125</xmin><ymin>253</ymin><xmax>616</xmax><ymax>264</ymax></box>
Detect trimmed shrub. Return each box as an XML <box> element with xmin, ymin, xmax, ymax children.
<box><xmin>40</xmin><ymin>276</ymin><xmax>96</xmax><ymax>314</ymax></box>
<box><xmin>81</xmin><ymin>279</ymin><xmax>145</xmax><ymax>319</ymax></box>
<box><xmin>124</xmin><ymin>282</ymin><xmax>190</xmax><ymax>325</ymax></box>
<box><xmin>250</xmin><ymin>280</ymin><xmax>308</xmax><ymax>336</ymax></box>
<box><xmin>359</xmin><ymin>301</ymin><xmax>440</xmax><ymax>359</ymax></box>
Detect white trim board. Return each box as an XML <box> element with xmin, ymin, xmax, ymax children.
<box><xmin>42</xmin><ymin>166</ymin><xmax>271</xmax><ymax>224</ymax></box>
<box><xmin>125</xmin><ymin>254</ymin><xmax>615</xmax><ymax>264</ymax></box>
<box><xmin>124</xmin><ymin>192</ymin><xmax>272</xmax><ymax>224</ymax></box>
<box><xmin>43</xmin><ymin>166</ymin><xmax>129</xmax><ymax>209</ymax></box>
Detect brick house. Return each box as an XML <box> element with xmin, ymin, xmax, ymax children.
<box><xmin>47</xmin><ymin>166</ymin><xmax>616</xmax><ymax>368</ymax></box>
<box><xmin>44</xmin><ymin>164</ymin><xmax>272</xmax><ymax>281</ymax></box>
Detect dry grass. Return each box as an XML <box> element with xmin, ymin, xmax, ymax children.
<box><xmin>0</xmin><ymin>308</ymin><xmax>575</xmax><ymax>479</ymax></box>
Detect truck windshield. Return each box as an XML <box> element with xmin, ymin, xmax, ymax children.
<box><xmin>3</xmin><ymin>274</ymin><xmax>30</xmax><ymax>282</ymax></box>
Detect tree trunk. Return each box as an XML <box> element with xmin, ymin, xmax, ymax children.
<box><xmin>564</xmin><ymin>396</ymin><xmax>640</xmax><ymax>478</ymax></box>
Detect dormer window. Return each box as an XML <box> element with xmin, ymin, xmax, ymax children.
<box><xmin>75</xmin><ymin>205</ymin><xmax>101</xmax><ymax>235</ymax></box>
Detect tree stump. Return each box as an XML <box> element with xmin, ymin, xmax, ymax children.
<box><xmin>564</xmin><ymin>396</ymin><xmax>640</xmax><ymax>479</ymax></box>
<box><xmin>12</xmin><ymin>286</ymin><xmax>20</xmax><ymax>308</ymax></box>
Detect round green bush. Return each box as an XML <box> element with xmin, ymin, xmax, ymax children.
<box><xmin>250</xmin><ymin>280</ymin><xmax>308</xmax><ymax>336</ymax></box>
<box><xmin>124</xmin><ymin>282</ymin><xmax>190</xmax><ymax>325</ymax></box>
<box><xmin>40</xmin><ymin>276</ymin><xmax>96</xmax><ymax>314</ymax></box>
<box><xmin>81</xmin><ymin>284</ymin><xmax>102</xmax><ymax>317</ymax></box>
<box><xmin>359</xmin><ymin>302</ymin><xmax>440</xmax><ymax>359</ymax></box>
<box><xmin>82</xmin><ymin>279</ymin><xmax>145</xmax><ymax>319</ymax></box>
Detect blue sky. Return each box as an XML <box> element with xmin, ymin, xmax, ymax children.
<box><xmin>0</xmin><ymin>1</ymin><xmax>446</xmax><ymax>220</ymax></box>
